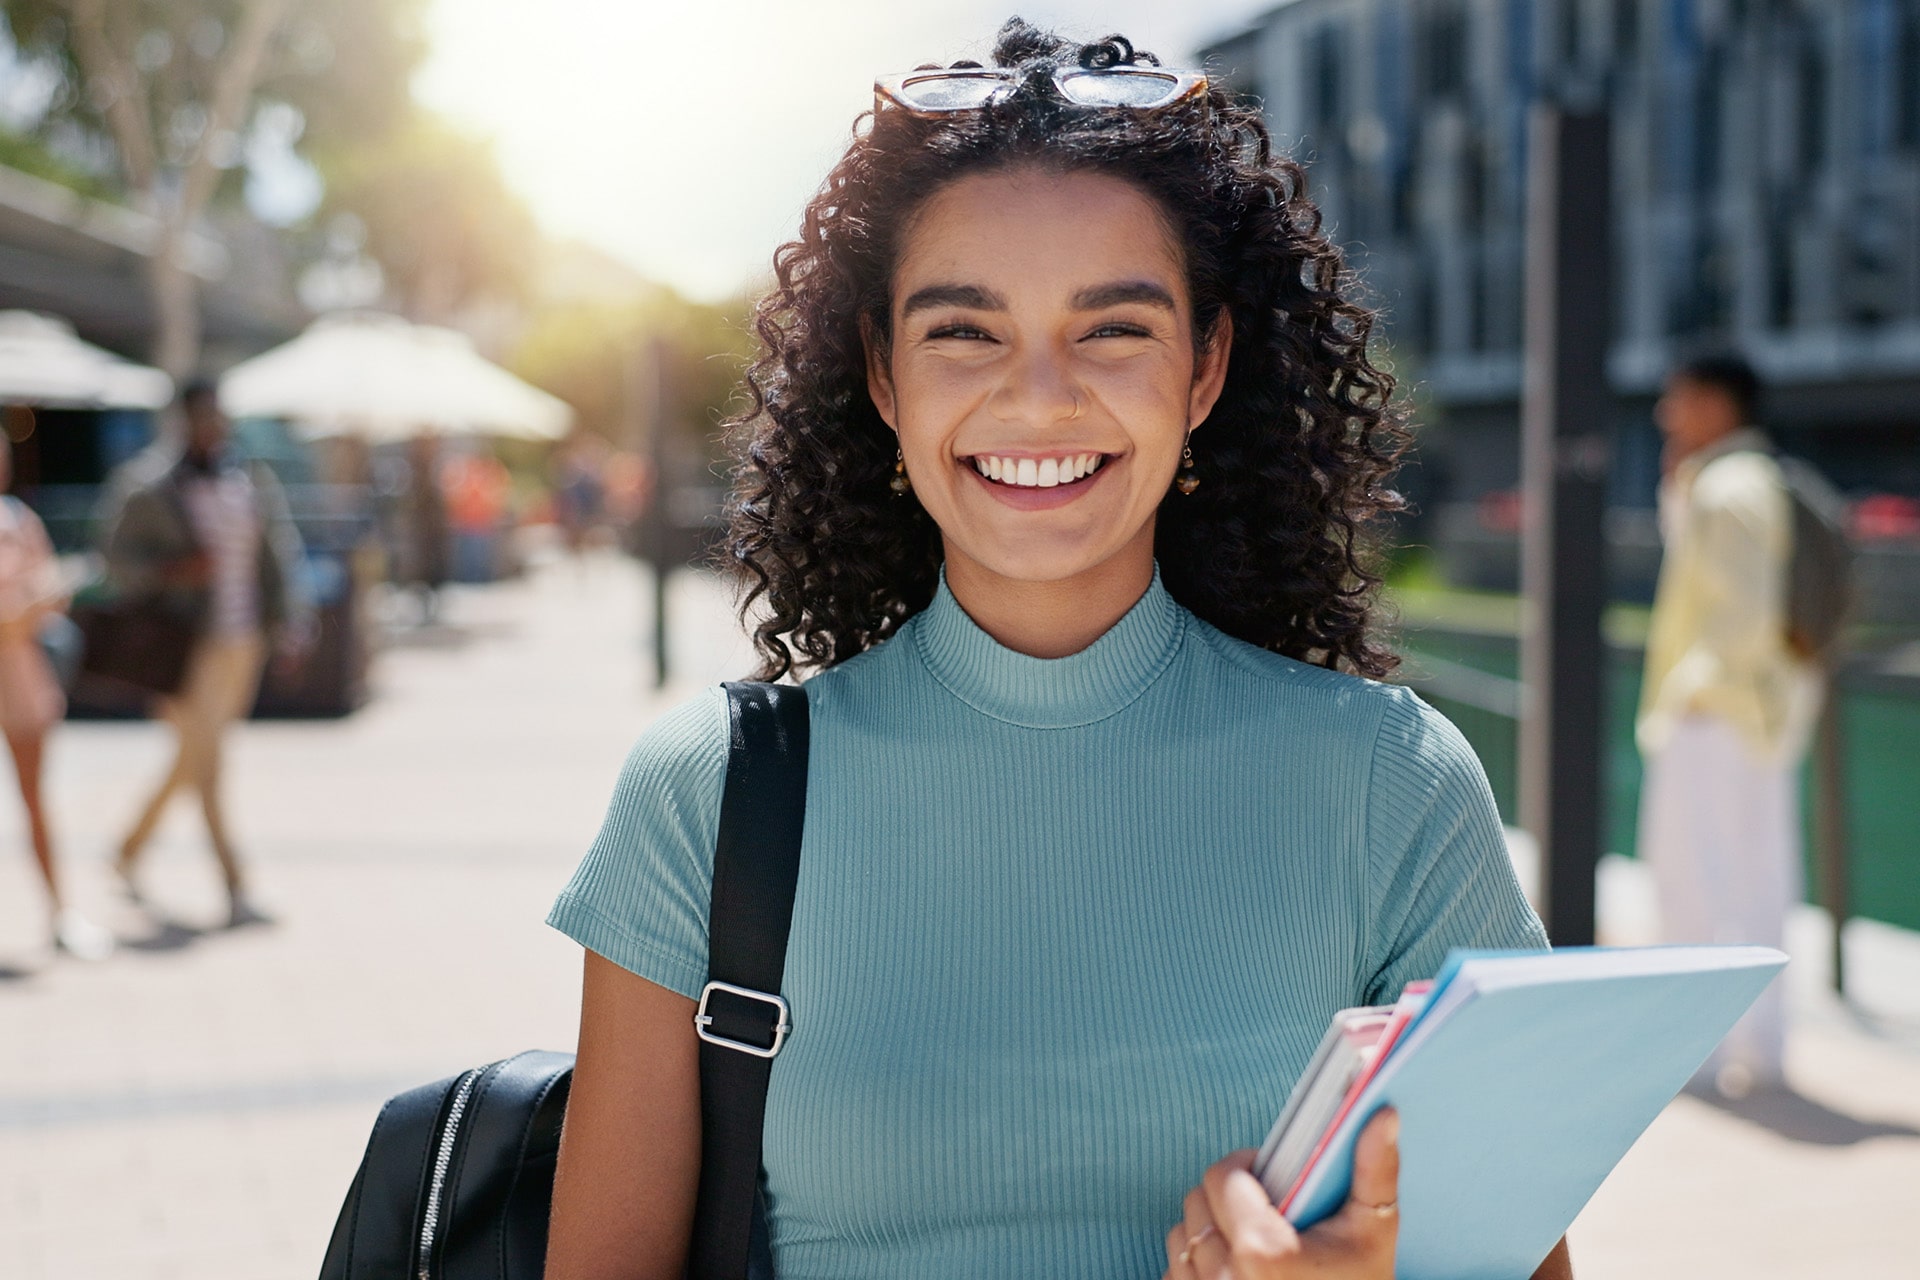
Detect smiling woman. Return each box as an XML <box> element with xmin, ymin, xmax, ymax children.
<box><xmin>543</xmin><ymin>17</ymin><xmax>1561</xmax><ymax>1280</ymax></box>
<box><xmin>727</xmin><ymin>21</ymin><xmax>1409</xmax><ymax>679</ymax></box>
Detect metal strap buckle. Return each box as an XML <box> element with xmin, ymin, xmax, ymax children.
<box><xmin>694</xmin><ymin>981</ymin><xmax>792</xmax><ymax>1059</ymax></box>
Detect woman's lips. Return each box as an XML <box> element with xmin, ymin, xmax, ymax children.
<box><xmin>958</xmin><ymin>452</ymin><xmax>1117</xmax><ymax>510</ymax></box>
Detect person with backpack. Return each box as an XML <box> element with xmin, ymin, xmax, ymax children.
<box><xmin>1638</xmin><ymin>351</ymin><xmax>1839</xmax><ymax>1097</ymax></box>
<box><xmin>98</xmin><ymin>380</ymin><xmax>313</xmax><ymax>928</ymax></box>
<box><xmin>538</xmin><ymin>20</ymin><xmax>1571</xmax><ymax>1280</ymax></box>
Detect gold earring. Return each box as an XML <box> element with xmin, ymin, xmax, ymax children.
<box><xmin>890</xmin><ymin>448</ymin><xmax>912</xmax><ymax>495</ymax></box>
<box><xmin>1173</xmin><ymin>441</ymin><xmax>1199</xmax><ymax>495</ymax></box>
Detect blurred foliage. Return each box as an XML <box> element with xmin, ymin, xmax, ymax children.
<box><xmin>316</xmin><ymin>111</ymin><xmax>537</xmax><ymax>322</ymax></box>
<box><xmin>0</xmin><ymin>0</ymin><xmax>426</xmax><ymax>202</ymax></box>
<box><xmin>510</xmin><ymin>287</ymin><xmax>755</xmax><ymax>463</ymax></box>
<box><xmin>0</xmin><ymin>123</ymin><xmax>114</xmax><ymax>197</ymax></box>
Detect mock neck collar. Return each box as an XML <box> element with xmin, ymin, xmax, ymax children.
<box><xmin>909</xmin><ymin>565</ymin><xmax>1186</xmax><ymax>729</ymax></box>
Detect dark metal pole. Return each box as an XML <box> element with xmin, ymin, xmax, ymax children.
<box><xmin>647</xmin><ymin>338</ymin><xmax>671</xmax><ymax>689</ymax></box>
<box><xmin>1519</xmin><ymin>105</ymin><xmax>1613</xmax><ymax>947</ymax></box>
<box><xmin>1812</xmin><ymin>668</ymin><xmax>1850</xmax><ymax>996</ymax></box>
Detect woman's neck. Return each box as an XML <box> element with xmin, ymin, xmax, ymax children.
<box><xmin>940</xmin><ymin>533</ymin><xmax>1156</xmax><ymax>660</ymax></box>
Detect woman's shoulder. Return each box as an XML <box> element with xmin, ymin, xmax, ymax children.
<box><xmin>606</xmin><ymin>685</ymin><xmax>733</xmax><ymax>813</ymax></box>
<box><xmin>1183</xmin><ymin>614</ymin><xmax>1437</xmax><ymax>738</ymax></box>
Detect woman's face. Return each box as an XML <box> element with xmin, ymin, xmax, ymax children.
<box><xmin>867</xmin><ymin>167</ymin><xmax>1228</xmax><ymax>590</ymax></box>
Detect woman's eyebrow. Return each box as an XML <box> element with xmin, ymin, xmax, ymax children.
<box><xmin>1070</xmin><ymin>280</ymin><xmax>1176</xmax><ymax>311</ymax></box>
<box><xmin>901</xmin><ymin>283</ymin><xmax>1006</xmax><ymax>317</ymax></box>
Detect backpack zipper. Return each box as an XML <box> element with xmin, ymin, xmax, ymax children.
<box><xmin>417</xmin><ymin>1067</ymin><xmax>482</xmax><ymax>1280</ymax></box>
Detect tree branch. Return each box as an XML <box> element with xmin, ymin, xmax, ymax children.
<box><xmin>62</xmin><ymin>0</ymin><xmax>158</xmax><ymax>196</ymax></box>
<box><xmin>177</xmin><ymin>0</ymin><xmax>292</xmax><ymax>228</ymax></box>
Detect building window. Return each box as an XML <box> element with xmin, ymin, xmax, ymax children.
<box><xmin>1897</xmin><ymin>0</ymin><xmax>1920</xmax><ymax>150</ymax></box>
<box><xmin>1615</xmin><ymin>0</ymin><xmax>1641</xmax><ymax>56</ymax></box>
<box><xmin>1693</xmin><ymin>42</ymin><xmax>1725</xmax><ymax>192</ymax></box>
<box><xmin>1764</xmin><ymin>190</ymin><xmax>1795</xmax><ymax>330</ymax></box>
<box><xmin>1560</xmin><ymin>0</ymin><xmax>1584</xmax><ymax>70</ymax></box>
<box><xmin>1796</xmin><ymin>21</ymin><xmax>1827</xmax><ymax>173</ymax></box>
<box><xmin>1309</xmin><ymin>25</ymin><xmax>1344</xmax><ymax>134</ymax></box>
<box><xmin>1423</xmin><ymin>3</ymin><xmax>1470</xmax><ymax>103</ymax></box>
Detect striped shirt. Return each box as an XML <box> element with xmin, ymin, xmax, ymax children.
<box><xmin>180</xmin><ymin>470</ymin><xmax>262</xmax><ymax>637</ymax></box>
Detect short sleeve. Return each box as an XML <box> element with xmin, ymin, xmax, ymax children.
<box><xmin>547</xmin><ymin>686</ymin><xmax>729</xmax><ymax>998</ymax></box>
<box><xmin>1362</xmin><ymin>689</ymin><xmax>1548</xmax><ymax>1004</ymax></box>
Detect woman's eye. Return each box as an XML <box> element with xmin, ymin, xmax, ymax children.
<box><xmin>926</xmin><ymin>323</ymin><xmax>993</xmax><ymax>341</ymax></box>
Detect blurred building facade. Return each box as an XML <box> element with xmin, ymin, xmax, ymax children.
<box><xmin>1206</xmin><ymin>0</ymin><xmax>1920</xmax><ymax>601</ymax></box>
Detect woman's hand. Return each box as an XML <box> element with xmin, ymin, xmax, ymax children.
<box><xmin>1164</xmin><ymin>1108</ymin><xmax>1399</xmax><ymax>1280</ymax></box>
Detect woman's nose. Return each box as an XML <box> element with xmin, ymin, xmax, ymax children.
<box><xmin>986</xmin><ymin>345</ymin><xmax>1082</xmax><ymax>427</ymax></box>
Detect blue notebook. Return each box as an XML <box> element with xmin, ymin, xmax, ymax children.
<box><xmin>1284</xmin><ymin>944</ymin><xmax>1787</xmax><ymax>1279</ymax></box>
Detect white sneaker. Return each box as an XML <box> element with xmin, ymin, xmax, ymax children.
<box><xmin>52</xmin><ymin>910</ymin><xmax>115</xmax><ymax>961</ymax></box>
<box><xmin>226</xmin><ymin>894</ymin><xmax>275</xmax><ymax>929</ymax></box>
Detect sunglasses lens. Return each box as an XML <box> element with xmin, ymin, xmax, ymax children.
<box><xmin>897</xmin><ymin>74</ymin><xmax>1007</xmax><ymax>111</ymax></box>
<box><xmin>1057</xmin><ymin>70</ymin><xmax>1182</xmax><ymax>108</ymax></box>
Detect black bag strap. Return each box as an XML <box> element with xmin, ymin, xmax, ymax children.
<box><xmin>688</xmin><ymin>681</ymin><xmax>810</xmax><ymax>1280</ymax></box>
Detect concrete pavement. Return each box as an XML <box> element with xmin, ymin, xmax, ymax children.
<box><xmin>0</xmin><ymin>550</ymin><xmax>1915</xmax><ymax>1279</ymax></box>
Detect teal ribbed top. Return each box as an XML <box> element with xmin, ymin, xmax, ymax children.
<box><xmin>548</xmin><ymin>570</ymin><xmax>1546</xmax><ymax>1279</ymax></box>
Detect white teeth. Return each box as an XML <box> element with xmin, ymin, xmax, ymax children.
<box><xmin>970</xmin><ymin>453</ymin><xmax>1108</xmax><ymax>487</ymax></box>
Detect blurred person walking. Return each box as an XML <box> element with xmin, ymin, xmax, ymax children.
<box><xmin>550</xmin><ymin>434</ymin><xmax>607</xmax><ymax>557</ymax></box>
<box><xmin>0</xmin><ymin>437</ymin><xmax>109</xmax><ymax>959</ymax></box>
<box><xmin>445</xmin><ymin>449</ymin><xmax>512</xmax><ymax>582</ymax></box>
<box><xmin>1638</xmin><ymin>352</ymin><xmax>1821</xmax><ymax>1094</ymax></box>
<box><xmin>398</xmin><ymin>432</ymin><xmax>452</xmax><ymax>621</ymax></box>
<box><xmin>99</xmin><ymin>380</ymin><xmax>312</xmax><ymax>927</ymax></box>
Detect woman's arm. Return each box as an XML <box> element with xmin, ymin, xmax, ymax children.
<box><xmin>1533</xmin><ymin>1237</ymin><xmax>1574</xmax><ymax>1279</ymax></box>
<box><xmin>545</xmin><ymin>951</ymin><xmax>702</xmax><ymax>1280</ymax></box>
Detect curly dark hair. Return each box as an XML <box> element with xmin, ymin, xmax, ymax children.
<box><xmin>725</xmin><ymin>17</ymin><xmax>1409</xmax><ymax>681</ymax></box>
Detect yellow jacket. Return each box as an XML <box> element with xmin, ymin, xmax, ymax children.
<box><xmin>1637</xmin><ymin>429</ymin><xmax>1821</xmax><ymax>763</ymax></box>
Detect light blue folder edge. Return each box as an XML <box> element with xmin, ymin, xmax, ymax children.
<box><xmin>1286</xmin><ymin>945</ymin><xmax>1786</xmax><ymax>1280</ymax></box>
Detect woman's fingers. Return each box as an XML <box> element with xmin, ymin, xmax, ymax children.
<box><xmin>1166</xmin><ymin>1180</ymin><xmax>1227</xmax><ymax>1279</ymax></box>
<box><xmin>1172</xmin><ymin>1122</ymin><xmax>1400</xmax><ymax>1280</ymax></box>
<box><xmin>1345</xmin><ymin>1107</ymin><xmax>1401</xmax><ymax>1214</ymax></box>
<box><xmin>1322</xmin><ymin>1106</ymin><xmax>1400</xmax><ymax>1273</ymax></box>
<box><xmin>1203</xmin><ymin>1149</ymin><xmax>1302</xmax><ymax>1271</ymax></box>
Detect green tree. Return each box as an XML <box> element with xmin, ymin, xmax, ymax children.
<box><xmin>510</xmin><ymin>283</ymin><xmax>754</xmax><ymax>461</ymax></box>
<box><xmin>1</xmin><ymin>0</ymin><xmax>425</xmax><ymax>375</ymax></box>
<box><xmin>315</xmin><ymin>111</ymin><xmax>537</xmax><ymax>324</ymax></box>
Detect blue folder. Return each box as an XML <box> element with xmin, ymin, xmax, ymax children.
<box><xmin>1285</xmin><ymin>945</ymin><xmax>1787</xmax><ymax>1279</ymax></box>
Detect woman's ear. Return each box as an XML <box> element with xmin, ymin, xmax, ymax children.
<box><xmin>1187</xmin><ymin>310</ymin><xmax>1233</xmax><ymax>432</ymax></box>
<box><xmin>861</xmin><ymin>315</ymin><xmax>899</xmax><ymax>431</ymax></box>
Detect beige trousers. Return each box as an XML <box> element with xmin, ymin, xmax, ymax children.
<box><xmin>1638</xmin><ymin>714</ymin><xmax>1800</xmax><ymax>1083</ymax></box>
<box><xmin>121</xmin><ymin>633</ymin><xmax>267</xmax><ymax>890</ymax></box>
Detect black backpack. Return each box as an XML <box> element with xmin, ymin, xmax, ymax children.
<box><xmin>319</xmin><ymin>681</ymin><xmax>809</xmax><ymax>1280</ymax></box>
<box><xmin>1770</xmin><ymin>452</ymin><xmax>1854</xmax><ymax>659</ymax></box>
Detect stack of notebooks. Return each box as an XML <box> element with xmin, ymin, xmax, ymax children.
<box><xmin>1252</xmin><ymin>944</ymin><xmax>1787</xmax><ymax>1279</ymax></box>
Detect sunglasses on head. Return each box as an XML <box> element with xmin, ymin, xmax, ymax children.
<box><xmin>874</xmin><ymin>64</ymin><xmax>1209</xmax><ymax>117</ymax></box>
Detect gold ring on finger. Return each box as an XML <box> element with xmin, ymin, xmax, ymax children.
<box><xmin>1353</xmin><ymin>1198</ymin><xmax>1397</xmax><ymax>1216</ymax></box>
<box><xmin>1176</xmin><ymin>1223</ymin><xmax>1216</xmax><ymax>1264</ymax></box>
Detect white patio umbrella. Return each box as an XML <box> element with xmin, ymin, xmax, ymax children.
<box><xmin>219</xmin><ymin>311</ymin><xmax>572</xmax><ymax>442</ymax></box>
<box><xmin>0</xmin><ymin>311</ymin><xmax>173</xmax><ymax>409</ymax></box>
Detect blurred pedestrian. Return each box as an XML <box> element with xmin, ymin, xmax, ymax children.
<box><xmin>397</xmin><ymin>432</ymin><xmax>451</xmax><ymax>620</ymax></box>
<box><xmin>0</xmin><ymin>437</ymin><xmax>109</xmax><ymax>958</ymax></box>
<box><xmin>550</xmin><ymin>434</ymin><xmax>606</xmax><ymax>557</ymax></box>
<box><xmin>99</xmin><ymin>380</ymin><xmax>313</xmax><ymax>927</ymax></box>
<box><xmin>445</xmin><ymin>449</ymin><xmax>511</xmax><ymax>582</ymax></box>
<box><xmin>1638</xmin><ymin>351</ymin><xmax>1820</xmax><ymax>1094</ymax></box>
